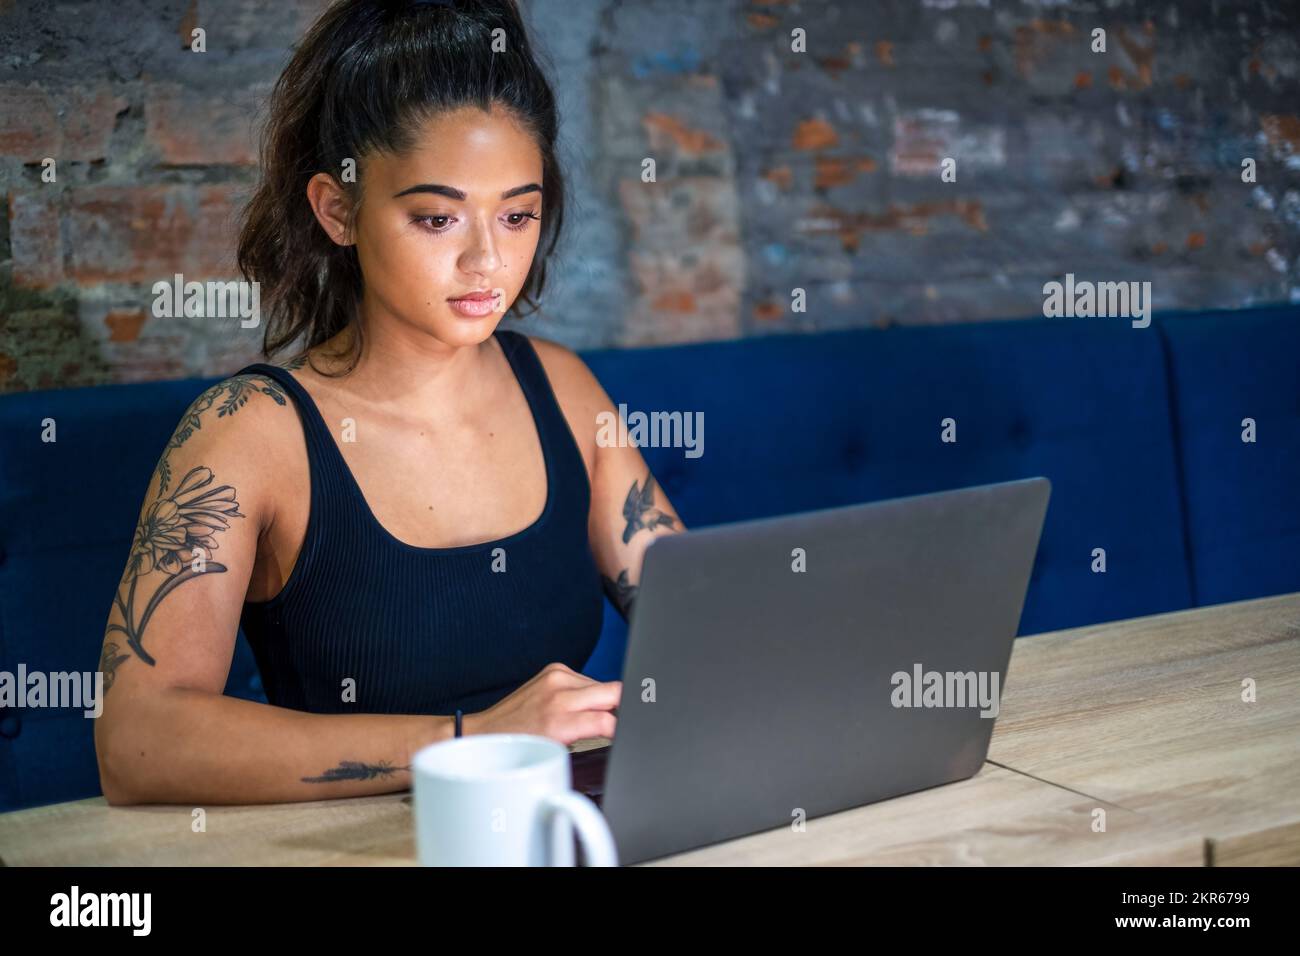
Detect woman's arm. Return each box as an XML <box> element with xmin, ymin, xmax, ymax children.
<box><xmin>94</xmin><ymin>373</ymin><xmax>455</xmax><ymax>806</ymax></box>
<box><xmin>527</xmin><ymin>339</ymin><xmax>687</xmax><ymax>622</ymax></box>
<box><xmin>589</xmin><ymin>448</ymin><xmax>687</xmax><ymax>623</ymax></box>
<box><xmin>97</xmin><ymin>688</ymin><xmax>457</xmax><ymax>805</ymax></box>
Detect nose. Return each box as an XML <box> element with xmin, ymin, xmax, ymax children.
<box><xmin>459</xmin><ymin>213</ymin><xmax>502</xmax><ymax>276</ymax></box>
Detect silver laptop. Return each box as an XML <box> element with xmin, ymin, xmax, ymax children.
<box><xmin>570</xmin><ymin>476</ymin><xmax>1051</xmax><ymax>865</ymax></box>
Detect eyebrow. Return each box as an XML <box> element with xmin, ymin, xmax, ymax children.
<box><xmin>392</xmin><ymin>182</ymin><xmax>542</xmax><ymax>201</ymax></box>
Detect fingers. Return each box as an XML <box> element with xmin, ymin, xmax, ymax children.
<box><xmin>530</xmin><ymin>665</ymin><xmax>622</xmax><ymax>744</ymax></box>
<box><xmin>556</xmin><ymin>679</ymin><xmax>623</xmax><ymax>713</ymax></box>
<box><xmin>563</xmin><ymin>708</ymin><xmax>618</xmax><ymax>743</ymax></box>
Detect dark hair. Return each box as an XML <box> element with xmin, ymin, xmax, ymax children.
<box><xmin>237</xmin><ymin>0</ymin><xmax>566</xmax><ymax>374</ymax></box>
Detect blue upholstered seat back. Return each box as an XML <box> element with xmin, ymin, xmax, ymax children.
<box><xmin>580</xmin><ymin>316</ymin><xmax>1194</xmax><ymax>680</ymax></box>
<box><xmin>1</xmin><ymin>306</ymin><xmax>1296</xmax><ymax>812</ymax></box>
<box><xmin>1158</xmin><ymin>306</ymin><xmax>1300</xmax><ymax>606</ymax></box>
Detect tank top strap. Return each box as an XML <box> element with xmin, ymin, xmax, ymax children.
<box><xmin>231</xmin><ymin>361</ymin><xmax>355</xmax><ymax>495</ymax></box>
<box><xmin>494</xmin><ymin>329</ymin><xmax>587</xmax><ymax>490</ymax></box>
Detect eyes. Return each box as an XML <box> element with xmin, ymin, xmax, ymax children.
<box><xmin>411</xmin><ymin>211</ymin><xmax>541</xmax><ymax>235</ymax></box>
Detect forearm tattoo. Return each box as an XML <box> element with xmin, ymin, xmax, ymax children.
<box><xmin>620</xmin><ymin>470</ymin><xmax>677</xmax><ymax>544</ymax></box>
<box><xmin>302</xmin><ymin>760</ymin><xmax>410</xmax><ymax>783</ymax></box>
<box><xmin>602</xmin><ymin>569</ymin><xmax>638</xmax><ymax>622</ymax></box>
<box><xmin>98</xmin><ymin>376</ymin><xmax>280</xmax><ymax>693</ymax></box>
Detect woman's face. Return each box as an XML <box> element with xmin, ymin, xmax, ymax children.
<box><xmin>313</xmin><ymin>105</ymin><xmax>545</xmax><ymax>351</ymax></box>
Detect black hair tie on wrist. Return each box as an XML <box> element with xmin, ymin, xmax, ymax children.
<box><xmin>455</xmin><ymin>708</ymin><xmax>463</xmax><ymax>737</ymax></box>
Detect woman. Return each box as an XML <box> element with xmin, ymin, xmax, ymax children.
<box><xmin>94</xmin><ymin>0</ymin><xmax>684</xmax><ymax>806</ymax></box>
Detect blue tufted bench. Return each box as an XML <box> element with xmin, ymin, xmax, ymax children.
<box><xmin>1158</xmin><ymin>307</ymin><xmax>1300</xmax><ymax>606</ymax></box>
<box><xmin>1</xmin><ymin>306</ymin><xmax>1297</xmax><ymax>812</ymax></box>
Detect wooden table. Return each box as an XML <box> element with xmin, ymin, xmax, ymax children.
<box><xmin>1</xmin><ymin>593</ymin><xmax>1295</xmax><ymax>866</ymax></box>
<box><xmin>985</xmin><ymin>591</ymin><xmax>1300</xmax><ymax>866</ymax></box>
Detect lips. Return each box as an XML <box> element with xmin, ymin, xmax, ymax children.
<box><xmin>447</xmin><ymin>290</ymin><xmax>499</xmax><ymax>319</ymax></box>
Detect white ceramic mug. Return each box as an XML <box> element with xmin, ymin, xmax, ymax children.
<box><xmin>412</xmin><ymin>733</ymin><xmax>617</xmax><ymax>867</ymax></box>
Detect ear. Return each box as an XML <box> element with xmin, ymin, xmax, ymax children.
<box><xmin>305</xmin><ymin>172</ymin><xmax>356</xmax><ymax>246</ymax></box>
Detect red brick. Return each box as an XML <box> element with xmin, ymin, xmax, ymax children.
<box><xmin>8</xmin><ymin>191</ymin><xmax>64</xmax><ymax>288</ymax></box>
<box><xmin>178</xmin><ymin>0</ymin><xmax>198</xmax><ymax>48</ymax></box>
<box><xmin>104</xmin><ymin>309</ymin><xmax>148</xmax><ymax>342</ymax></box>
<box><xmin>78</xmin><ymin>300</ymin><xmax>261</xmax><ymax>386</ymax></box>
<box><xmin>77</xmin><ymin>301</ymin><xmax>185</xmax><ymax>384</ymax></box>
<box><xmin>891</xmin><ymin>110</ymin><xmax>1005</xmax><ymax>178</ymax></box>
<box><xmin>64</xmin><ymin>184</ymin><xmax>243</xmax><ymax>283</ymax></box>
<box><xmin>641</xmin><ymin>111</ymin><xmax>725</xmax><ymax>157</ymax></box>
<box><xmin>0</xmin><ymin>83</ymin><xmax>126</xmax><ymax>162</ymax></box>
<box><xmin>792</xmin><ymin>118</ymin><xmax>838</xmax><ymax>151</ymax></box>
<box><xmin>144</xmin><ymin>80</ymin><xmax>270</xmax><ymax>166</ymax></box>
<box><xmin>618</xmin><ymin>177</ymin><xmax>743</xmax><ymax>346</ymax></box>
<box><xmin>0</xmin><ymin>85</ymin><xmax>60</xmax><ymax>159</ymax></box>
<box><xmin>61</xmin><ymin>86</ymin><xmax>130</xmax><ymax>158</ymax></box>
<box><xmin>0</xmin><ymin>307</ymin><xmax>108</xmax><ymax>392</ymax></box>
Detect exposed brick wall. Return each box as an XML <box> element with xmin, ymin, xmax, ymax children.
<box><xmin>0</xmin><ymin>0</ymin><xmax>330</xmax><ymax>391</ymax></box>
<box><xmin>1</xmin><ymin>0</ymin><xmax>1298</xmax><ymax>393</ymax></box>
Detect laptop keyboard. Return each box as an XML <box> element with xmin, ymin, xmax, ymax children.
<box><xmin>569</xmin><ymin>744</ymin><xmax>611</xmax><ymax>808</ymax></box>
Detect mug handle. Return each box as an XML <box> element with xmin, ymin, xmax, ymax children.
<box><xmin>539</xmin><ymin>791</ymin><xmax>618</xmax><ymax>867</ymax></box>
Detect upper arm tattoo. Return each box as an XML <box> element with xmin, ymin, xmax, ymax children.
<box><xmin>606</xmin><ymin>469</ymin><xmax>682</xmax><ymax>621</ymax></box>
<box><xmin>620</xmin><ymin>470</ymin><xmax>677</xmax><ymax>544</ymax></box>
<box><xmin>100</xmin><ymin>374</ymin><xmax>281</xmax><ymax>692</ymax></box>
<box><xmin>102</xmin><ymin>466</ymin><xmax>245</xmax><ymax>688</ymax></box>
<box><xmin>154</xmin><ymin>374</ymin><xmax>287</xmax><ymax>492</ymax></box>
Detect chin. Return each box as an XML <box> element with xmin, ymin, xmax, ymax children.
<box><xmin>427</xmin><ymin>310</ymin><xmax>502</xmax><ymax>347</ymax></box>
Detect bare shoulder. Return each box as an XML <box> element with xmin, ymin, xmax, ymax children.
<box><xmin>150</xmin><ymin>367</ymin><xmax>304</xmax><ymax>506</ymax></box>
<box><xmin>517</xmin><ymin>332</ymin><xmax>613</xmax><ymax>466</ymax></box>
<box><xmin>522</xmin><ymin>333</ymin><xmax>610</xmax><ymax>409</ymax></box>
<box><xmin>164</xmin><ymin>368</ymin><xmax>300</xmax><ymax>445</ymax></box>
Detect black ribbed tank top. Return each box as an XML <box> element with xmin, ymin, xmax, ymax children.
<box><xmin>235</xmin><ymin>329</ymin><xmax>604</xmax><ymax>716</ymax></box>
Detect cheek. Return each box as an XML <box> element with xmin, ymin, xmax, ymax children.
<box><xmin>505</xmin><ymin>230</ymin><xmax>542</xmax><ymax>280</ymax></box>
<box><xmin>362</xmin><ymin>223</ymin><xmax>451</xmax><ymax>285</ymax></box>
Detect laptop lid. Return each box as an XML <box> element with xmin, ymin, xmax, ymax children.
<box><xmin>600</xmin><ymin>476</ymin><xmax>1051</xmax><ymax>864</ymax></box>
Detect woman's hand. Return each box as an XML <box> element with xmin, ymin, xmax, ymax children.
<box><xmin>465</xmin><ymin>663</ymin><xmax>620</xmax><ymax>745</ymax></box>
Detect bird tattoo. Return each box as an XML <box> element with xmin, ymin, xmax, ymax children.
<box><xmin>621</xmin><ymin>471</ymin><xmax>677</xmax><ymax>544</ymax></box>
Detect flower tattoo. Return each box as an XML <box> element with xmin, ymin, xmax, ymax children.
<box><xmin>107</xmin><ymin>466</ymin><xmax>245</xmax><ymax>669</ymax></box>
